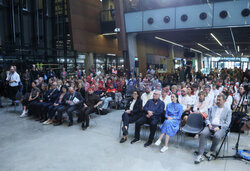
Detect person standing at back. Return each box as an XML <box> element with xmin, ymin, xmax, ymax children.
<box><xmin>6</xmin><ymin>66</ymin><xmax>20</xmax><ymax>106</ymax></box>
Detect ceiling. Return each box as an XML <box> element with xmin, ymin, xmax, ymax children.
<box><xmin>140</xmin><ymin>26</ymin><xmax>250</xmax><ymax>57</ymax></box>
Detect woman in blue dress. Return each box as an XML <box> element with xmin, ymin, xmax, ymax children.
<box><xmin>155</xmin><ymin>93</ymin><xmax>183</xmax><ymax>153</ymax></box>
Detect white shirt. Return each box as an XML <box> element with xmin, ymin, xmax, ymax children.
<box><xmin>212</xmin><ymin>107</ymin><xmax>223</xmax><ymax>125</ymax></box>
<box><xmin>193</xmin><ymin>100</ymin><xmax>208</xmax><ymax>114</ymax></box>
<box><xmin>160</xmin><ymin>95</ymin><xmax>171</xmax><ymax>110</ymax></box>
<box><xmin>141</xmin><ymin>91</ymin><xmax>153</xmax><ymax>107</ymax></box>
<box><xmin>129</xmin><ymin>99</ymin><xmax>136</xmax><ymax>111</ymax></box>
<box><xmin>224</xmin><ymin>96</ymin><xmax>233</xmax><ymax>110</ymax></box>
<box><xmin>205</xmin><ymin>91</ymin><xmax>214</xmax><ymax>108</ymax></box>
<box><xmin>6</xmin><ymin>72</ymin><xmax>20</xmax><ymax>87</ymax></box>
<box><xmin>179</xmin><ymin>95</ymin><xmax>192</xmax><ymax>110</ymax></box>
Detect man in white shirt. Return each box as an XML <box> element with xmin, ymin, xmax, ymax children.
<box><xmin>195</xmin><ymin>94</ymin><xmax>232</xmax><ymax>164</ymax></box>
<box><xmin>6</xmin><ymin>66</ymin><xmax>20</xmax><ymax>105</ymax></box>
<box><xmin>179</xmin><ymin>88</ymin><xmax>192</xmax><ymax>110</ymax></box>
<box><xmin>204</xmin><ymin>85</ymin><xmax>214</xmax><ymax>109</ymax></box>
<box><xmin>141</xmin><ymin>86</ymin><xmax>153</xmax><ymax>107</ymax></box>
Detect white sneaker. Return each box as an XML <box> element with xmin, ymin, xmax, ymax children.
<box><xmin>20</xmin><ymin>111</ymin><xmax>27</xmax><ymax>118</ymax></box>
<box><xmin>160</xmin><ymin>146</ymin><xmax>169</xmax><ymax>153</ymax></box>
<box><xmin>155</xmin><ymin>139</ymin><xmax>162</xmax><ymax>146</ymax></box>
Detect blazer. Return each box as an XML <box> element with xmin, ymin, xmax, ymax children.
<box><xmin>206</xmin><ymin>105</ymin><xmax>232</xmax><ymax>131</ymax></box>
<box><xmin>44</xmin><ymin>88</ymin><xmax>59</xmax><ymax>103</ymax></box>
<box><xmin>54</xmin><ymin>92</ymin><xmax>68</xmax><ymax>105</ymax></box>
<box><xmin>125</xmin><ymin>98</ymin><xmax>142</xmax><ymax>116</ymax></box>
<box><xmin>64</xmin><ymin>91</ymin><xmax>84</xmax><ymax>108</ymax></box>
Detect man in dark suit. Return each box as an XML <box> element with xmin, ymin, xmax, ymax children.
<box><xmin>54</xmin><ymin>86</ymin><xmax>84</xmax><ymax>126</ymax></box>
<box><xmin>131</xmin><ymin>90</ymin><xmax>165</xmax><ymax>147</ymax></box>
<box><xmin>120</xmin><ymin>90</ymin><xmax>142</xmax><ymax>143</ymax></box>
<box><xmin>39</xmin><ymin>82</ymin><xmax>59</xmax><ymax>122</ymax></box>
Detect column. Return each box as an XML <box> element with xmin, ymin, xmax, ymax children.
<box><xmin>166</xmin><ymin>45</ymin><xmax>175</xmax><ymax>73</ymax></box>
<box><xmin>127</xmin><ymin>33</ymin><xmax>137</xmax><ymax>70</ymax></box>
<box><xmin>85</xmin><ymin>53</ymin><xmax>94</xmax><ymax>75</ymax></box>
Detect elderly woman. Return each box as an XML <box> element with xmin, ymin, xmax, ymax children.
<box><xmin>155</xmin><ymin>93</ymin><xmax>183</xmax><ymax>153</ymax></box>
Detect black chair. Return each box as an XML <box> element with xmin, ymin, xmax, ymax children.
<box><xmin>180</xmin><ymin>113</ymin><xmax>204</xmax><ymax>146</ymax></box>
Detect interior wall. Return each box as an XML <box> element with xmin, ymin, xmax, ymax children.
<box><xmin>69</xmin><ymin>0</ymin><xmax>121</xmax><ymax>56</ymax></box>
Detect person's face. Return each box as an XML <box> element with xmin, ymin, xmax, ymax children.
<box><xmin>62</xmin><ymin>87</ymin><xmax>67</xmax><ymax>93</ymax></box>
<box><xmin>145</xmin><ymin>87</ymin><xmax>151</xmax><ymax>93</ymax></box>
<box><xmin>162</xmin><ymin>91</ymin><xmax>167</xmax><ymax>97</ymax></box>
<box><xmin>69</xmin><ymin>88</ymin><xmax>74</xmax><ymax>94</ymax></box>
<box><xmin>181</xmin><ymin>89</ymin><xmax>186</xmax><ymax>96</ymax></box>
<box><xmin>239</xmin><ymin>87</ymin><xmax>245</xmax><ymax>94</ymax></box>
<box><xmin>171</xmin><ymin>94</ymin><xmax>177</xmax><ymax>103</ymax></box>
<box><xmin>171</xmin><ymin>87</ymin><xmax>176</xmax><ymax>93</ymax></box>
<box><xmin>153</xmin><ymin>91</ymin><xmax>160</xmax><ymax>100</ymax></box>
<box><xmin>52</xmin><ymin>83</ymin><xmax>57</xmax><ymax>89</ymax></box>
<box><xmin>89</xmin><ymin>90</ymin><xmax>94</xmax><ymax>94</ymax></box>
<box><xmin>199</xmin><ymin>94</ymin><xmax>205</xmax><ymax>102</ymax></box>
<box><xmin>187</xmin><ymin>88</ymin><xmax>192</xmax><ymax>94</ymax></box>
<box><xmin>10</xmin><ymin>67</ymin><xmax>14</xmax><ymax>73</ymax></box>
<box><xmin>217</xmin><ymin>96</ymin><xmax>225</xmax><ymax>106</ymax></box>
<box><xmin>132</xmin><ymin>91</ymin><xmax>139</xmax><ymax>99</ymax></box>
<box><xmin>32</xmin><ymin>82</ymin><xmax>36</xmax><ymax>88</ymax></box>
<box><xmin>204</xmin><ymin>88</ymin><xmax>210</xmax><ymax>93</ymax></box>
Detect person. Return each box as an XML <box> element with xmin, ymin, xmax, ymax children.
<box><xmin>30</xmin><ymin>65</ymin><xmax>39</xmax><ymax>82</ymax></box>
<box><xmin>141</xmin><ymin>86</ymin><xmax>153</xmax><ymax>107</ymax></box>
<box><xmin>120</xmin><ymin>90</ymin><xmax>142</xmax><ymax>143</ymax></box>
<box><xmin>204</xmin><ymin>85</ymin><xmax>214</xmax><ymax>109</ymax></box>
<box><xmin>131</xmin><ymin>90</ymin><xmax>165</xmax><ymax>147</ymax></box>
<box><xmin>185</xmin><ymin>57</ymin><xmax>192</xmax><ymax>81</ymax></box>
<box><xmin>147</xmin><ymin>65</ymin><xmax>155</xmax><ymax>76</ymax></box>
<box><xmin>60</xmin><ymin>67</ymin><xmax>68</xmax><ymax>79</ymax></box>
<box><xmin>20</xmin><ymin>81</ymin><xmax>40</xmax><ymax>118</ymax></box>
<box><xmin>54</xmin><ymin>87</ymin><xmax>84</xmax><ymax>126</ymax></box>
<box><xmin>6</xmin><ymin>66</ymin><xmax>20</xmax><ymax>105</ymax></box>
<box><xmin>194</xmin><ymin>94</ymin><xmax>232</xmax><ymax>164</ymax></box>
<box><xmin>79</xmin><ymin>88</ymin><xmax>102</xmax><ymax>130</ymax></box>
<box><xmin>99</xmin><ymin>85</ymin><xmax>115</xmax><ymax>114</ymax></box>
<box><xmin>155</xmin><ymin>93</ymin><xmax>183</xmax><ymax>152</ymax></box>
<box><xmin>160</xmin><ymin>89</ymin><xmax>171</xmax><ymax>122</ymax></box>
<box><xmin>43</xmin><ymin>85</ymin><xmax>68</xmax><ymax>125</ymax></box>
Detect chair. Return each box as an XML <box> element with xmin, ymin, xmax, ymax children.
<box><xmin>6</xmin><ymin>91</ymin><xmax>23</xmax><ymax>112</ymax></box>
<box><xmin>180</xmin><ymin>113</ymin><xmax>204</xmax><ymax>146</ymax></box>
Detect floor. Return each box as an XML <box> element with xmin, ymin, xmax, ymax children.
<box><xmin>0</xmin><ymin>105</ymin><xmax>249</xmax><ymax>171</ymax></box>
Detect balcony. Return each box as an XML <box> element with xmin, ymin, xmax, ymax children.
<box><xmin>100</xmin><ymin>9</ymin><xmax>116</xmax><ymax>35</ymax></box>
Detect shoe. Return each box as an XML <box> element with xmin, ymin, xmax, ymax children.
<box><xmin>81</xmin><ymin>122</ymin><xmax>85</xmax><ymax>129</ymax></box>
<box><xmin>160</xmin><ymin>146</ymin><xmax>169</xmax><ymax>153</ymax></box>
<box><xmin>0</xmin><ymin>105</ymin><xmax>4</xmax><ymax>108</ymax></box>
<box><xmin>20</xmin><ymin>111</ymin><xmax>28</xmax><ymax>118</ymax></box>
<box><xmin>43</xmin><ymin>120</ymin><xmax>49</xmax><ymax>125</ymax></box>
<box><xmin>40</xmin><ymin>119</ymin><xmax>47</xmax><ymax>123</ymax></box>
<box><xmin>155</xmin><ymin>139</ymin><xmax>162</xmax><ymax>146</ymax></box>
<box><xmin>130</xmin><ymin>138</ymin><xmax>140</xmax><ymax>144</ymax></box>
<box><xmin>53</xmin><ymin>122</ymin><xmax>62</xmax><ymax>126</ymax></box>
<box><xmin>82</xmin><ymin>125</ymin><xmax>88</xmax><ymax>130</ymax></box>
<box><xmin>144</xmin><ymin>141</ymin><xmax>152</xmax><ymax>147</ymax></box>
<box><xmin>194</xmin><ymin>155</ymin><xmax>204</xmax><ymax>164</ymax></box>
<box><xmin>120</xmin><ymin>137</ymin><xmax>127</xmax><ymax>143</ymax></box>
<box><xmin>35</xmin><ymin>118</ymin><xmax>42</xmax><ymax>121</ymax></box>
<box><xmin>68</xmin><ymin>122</ymin><xmax>73</xmax><ymax>127</ymax></box>
<box><xmin>206</xmin><ymin>151</ymin><xmax>216</xmax><ymax>161</ymax></box>
<box><xmin>122</xmin><ymin>126</ymin><xmax>128</xmax><ymax>136</ymax></box>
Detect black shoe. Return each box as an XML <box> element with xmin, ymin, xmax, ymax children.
<box><xmin>122</xmin><ymin>126</ymin><xmax>128</xmax><ymax>136</ymax></box>
<box><xmin>120</xmin><ymin>137</ymin><xmax>127</xmax><ymax>143</ymax></box>
<box><xmin>68</xmin><ymin>122</ymin><xmax>73</xmax><ymax>127</ymax></box>
<box><xmin>0</xmin><ymin>105</ymin><xmax>4</xmax><ymax>108</ymax></box>
<box><xmin>144</xmin><ymin>141</ymin><xmax>152</xmax><ymax>147</ymax></box>
<box><xmin>77</xmin><ymin>118</ymin><xmax>81</xmax><ymax>123</ymax></box>
<box><xmin>40</xmin><ymin>119</ymin><xmax>46</xmax><ymax>123</ymax></box>
<box><xmin>53</xmin><ymin>122</ymin><xmax>62</xmax><ymax>126</ymax></box>
<box><xmin>81</xmin><ymin>122</ymin><xmax>85</xmax><ymax>129</ymax></box>
<box><xmin>130</xmin><ymin>138</ymin><xmax>140</xmax><ymax>144</ymax></box>
<box><xmin>82</xmin><ymin>125</ymin><xmax>88</xmax><ymax>130</ymax></box>
<box><xmin>10</xmin><ymin>103</ymin><xmax>15</xmax><ymax>106</ymax></box>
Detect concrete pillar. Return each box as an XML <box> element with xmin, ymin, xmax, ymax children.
<box><xmin>127</xmin><ymin>33</ymin><xmax>137</xmax><ymax>70</ymax></box>
<box><xmin>197</xmin><ymin>53</ymin><xmax>202</xmax><ymax>70</ymax></box>
<box><xmin>166</xmin><ymin>45</ymin><xmax>175</xmax><ymax>73</ymax></box>
<box><xmin>85</xmin><ymin>52</ymin><xmax>94</xmax><ymax>75</ymax></box>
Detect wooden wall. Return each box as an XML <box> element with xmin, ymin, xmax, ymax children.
<box><xmin>69</xmin><ymin>0</ymin><xmax>122</xmax><ymax>56</ymax></box>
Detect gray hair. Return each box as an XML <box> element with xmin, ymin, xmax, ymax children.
<box><xmin>217</xmin><ymin>94</ymin><xmax>227</xmax><ymax>101</ymax></box>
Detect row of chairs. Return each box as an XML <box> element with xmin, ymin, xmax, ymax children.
<box><xmin>119</xmin><ymin>113</ymin><xmax>229</xmax><ymax>155</ymax></box>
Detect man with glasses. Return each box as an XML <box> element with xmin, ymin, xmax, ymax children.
<box><xmin>131</xmin><ymin>90</ymin><xmax>164</xmax><ymax>147</ymax></box>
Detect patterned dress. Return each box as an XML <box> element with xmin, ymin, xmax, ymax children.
<box><xmin>160</xmin><ymin>103</ymin><xmax>183</xmax><ymax>136</ymax></box>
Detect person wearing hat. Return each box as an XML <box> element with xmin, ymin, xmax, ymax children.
<box><xmin>79</xmin><ymin>87</ymin><xmax>102</xmax><ymax>130</ymax></box>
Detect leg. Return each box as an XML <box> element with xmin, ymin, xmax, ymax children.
<box><xmin>148</xmin><ymin>118</ymin><xmax>159</xmax><ymax>143</ymax></box>
<box><xmin>56</xmin><ymin>106</ymin><xmax>68</xmax><ymax>122</ymax></box>
<box><xmin>67</xmin><ymin>106</ymin><xmax>78</xmax><ymax>123</ymax></box>
<box><xmin>198</xmin><ymin>127</ymin><xmax>211</xmax><ymax>155</ymax></box>
<box><xmin>102</xmin><ymin>97</ymin><xmax>112</xmax><ymax>109</ymax></box>
<box><xmin>210</xmin><ymin>129</ymin><xmax>226</xmax><ymax>152</ymax></box>
<box><xmin>84</xmin><ymin>107</ymin><xmax>95</xmax><ymax>127</ymax></box>
<box><xmin>122</xmin><ymin>112</ymin><xmax>130</xmax><ymax>128</ymax></box>
<box><xmin>134</xmin><ymin>116</ymin><xmax>147</xmax><ymax>140</ymax></box>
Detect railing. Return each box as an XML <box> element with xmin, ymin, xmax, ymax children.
<box><xmin>123</xmin><ymin>0</ymin><xmax>235</xmax><ymax>13</ymax></box>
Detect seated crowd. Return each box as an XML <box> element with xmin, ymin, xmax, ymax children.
<box><xmin>2</xmin><ymin>64</ymin><xmax>249</xmax><ymax>164</ymax></box>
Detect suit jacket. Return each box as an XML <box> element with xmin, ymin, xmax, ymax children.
<box><xmin>54</xmin><ymin>92</ymin><xmax>68</xmax><ymax>105</ymax></box>
<box><xmin>44</xmin><ymin>88</ymin><xmax>59</xmax><ymax>103</ymax></box>
<box><xmin>64</xmin><ymin>91</ymin><xmax>84</xmax><ymax>108</ymax></box>
<box><xmin>125</xmin><ymin>98</ymin><xmax>142</xmax><ymax>116</ymax></box>
<box><xmin>206</xmin><ymin>105</ymin><xmax>232</xmax><ymax>131</ymax></box>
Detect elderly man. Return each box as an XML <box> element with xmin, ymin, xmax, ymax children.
<box><xmin>131</xmin><ymin>90</ymin><xmax>165</xmax><ymax>147</ymax></box>
<box><xmin>194</xmin><ymin>94</ymin><xmax>232</xmax><ymax>164</ymax></box>
<box><xmin>6</xmin><ymin>66</ymin><xmax>20</xmax><ymax>105</ymax></box>
<box><xmin>54</xmin><ymin>87</ymin><xmax>83</xmax><ymax>126</ymax></box>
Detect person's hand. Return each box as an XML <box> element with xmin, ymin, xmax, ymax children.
<box><xmin>208</xmin><ymin>124</ymin><xmax>212</xmax><ymax>130</ymax></box>
<box><xmin>94</xmin><ymin>104</ymin><xmax>97</xmax><ymax>108</ymax></box>
<box><xmin>146</xmin><ymin>114</ymin><xmax>150</xmax><ymax>118</ymax></box>
<box><xmin>125</xmin><ymin>110</ymin><xmax>130</xmax><ymax>114</ymax></box>
<box><xmin>40</xmin><ymin>100</ymin><xmax>43</xmax><ymax>103</ymax></box>
<box><xmin>214</xmin><ymin>127</ymin><xmax>220</xmax><ymax>132</ymax></box>
<box><xmin>73</xmin><ymin>101</ymin><xmax>77</xmax><ymax>105</ymax></box>
<box><xmin>67</xmin><ymin>101</ymin><xmax>71</xmax><ymax>105</ymax></box>
<box><xmin>84</xmin><ymin>103</ymin><xmax>88</xmax><ymax>108</ymax></box>
<box><xmin>28</xmin><ymin>98</ymin><xmax>32</xmax><ymax>102</ymax></box>
<box><xmin>54</xmin><ymin>103</ymin><xmax>58</xmax><ymax>107</ymax></box>
<box><xmin>168</xmin><ymin>116</ymin><xmax>173</xmax><ymax>120</ymax></box>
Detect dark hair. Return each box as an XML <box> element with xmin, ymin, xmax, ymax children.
<box><xmin>133</xmin><ymin>90</ymin><xmax>141</xmax><ymax>99</ymax></box>
<box><xmin>61</xmin><ymin>85</ymin><xmax>68</xmax><ymax>91</ymax></box>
